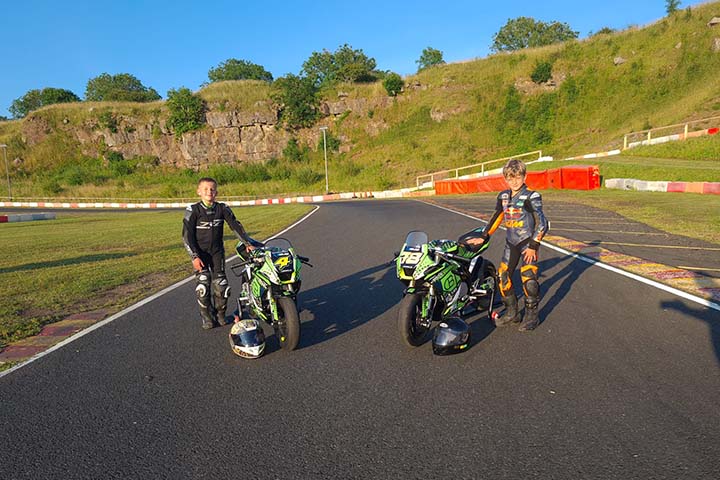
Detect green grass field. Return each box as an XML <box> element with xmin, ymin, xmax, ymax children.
<box><xmin>0</xmin><ymin>204</ymin><xmax>312</xmax><ymax>354</ymax></box>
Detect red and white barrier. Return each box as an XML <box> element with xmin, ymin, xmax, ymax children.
<box><xmin>0</xmin><ymin>212</ymin><xmax>56</xmax><ymax>223</ymax></box>
<box><xmin>435</xmin><ymin>165</ymin><xmax>601</xmax><ymax>195</ymax></box>
<box><xmin>605</xmin><ymin>178</ymin><xmax>720</xmax><ymax>195</ymax></box>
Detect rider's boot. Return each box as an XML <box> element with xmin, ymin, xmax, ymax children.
<box><xmin>518</xmin><ymin>297</ymin><xmax>539</xmax><ymax>332</ymax></box>
<box><xmin>518</xmin><ymin>279</ymin><xmax>541</xmax><ymax>332</ymax></box>
<box><xmin>199</xmin><ymin>305</ymin><xmax>216</xmax><ymax>330</ymax></box>
<box><xmin>495</xmin><ymin>293</ymin><xmax>521</xmax><ymax>327</ymax></box>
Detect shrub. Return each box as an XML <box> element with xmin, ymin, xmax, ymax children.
<box><xmin>293</xmin><ymin>167</ymin><xmax>322</xmax><ymax>186</ymax></box>
<box><xmin>271</xmin><ymin>75</ymin><xmax>319</xmax><ymax>129</ymax></box>
<box><xmin>207</xmin><ymin>58</ymin><xmax>273</xmax><ymax>83</ymax></box>
<box><xmin>382</xmin><ymin>73</ymin><xmax>404</xmax><ymax>97</ymax></box>
<box><xmin>531</xmin><ymin>61</ymin><xmax>553</xmax><ymax>84</ymax></box>
<box><xmin>239</xmin><ymin>163</ymin><xmax>271</xmax><ymax>182</ymax></box>
<box><xmin>283</xmin><ymin>138</ymin><xmax>310</xmax><ymax>162</ymax></box>
<box><xmin>166</xmin><ymin>87</ymin><xmax>206</xmax><ymax>137</ymax></box>
<box><xmin>302</xmin><ymin>44</ymin><xmax>377</xmax><ymax>87</ymax></box>
<box><xmin>318</xmin><ymin>131</ymin><xmax>341</xmax><ymax>152</ymax></box>
<box><xmin>85</xmin><ymin>73</ymin><xmax>161</xmax><ymax>102</ymax></box>
<box><xmin>9</xmin><ymin>88</ymin><xmax>80</xmax><ymax>119</ymax></box>
<box><xmin>416</xmin><ymin>47</ymin><xmax>445</xmax><ymax>72</ymax></box>
<box><xmin>98</xmin><ymin>111</ymin><xmax>118</xmax><ymax>133</ymax></box>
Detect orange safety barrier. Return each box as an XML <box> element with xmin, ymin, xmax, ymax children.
<box><xmin>435</xmin><ymin>165</ymin><xmax>600</xmax><ymax>195</ymax></box>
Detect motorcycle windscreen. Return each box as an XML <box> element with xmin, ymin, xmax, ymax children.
<box><xmin>404</xmin><ymin>231</ymin><xmax>428</xmax><ymax>248</ymax></box>
<box><xmin>265</xmin><ymin>238</ymin><xmax>293</xmax><ymax>250</ymax></box>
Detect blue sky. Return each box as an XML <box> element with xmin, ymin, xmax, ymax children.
<box><xmin>1</xmin><ymin>0</ymin><xmax>692</xmax><ymax>118</ymax></box>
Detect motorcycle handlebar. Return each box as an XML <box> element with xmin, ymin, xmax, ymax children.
<box><xmin>434</xmin><ymin>249</ymin><xmax>470</xmax><ymax>264</ymax></box>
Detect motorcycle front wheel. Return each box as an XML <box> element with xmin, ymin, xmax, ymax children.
<box><xmin>276</xmin><ymin>296</ymin><xmax>301</xmax><ymax>351</ymax></box>
<box><xmin>397</xmin><ymin>293</ymin><xmax>431</xmax><ymax>347</ymax></box>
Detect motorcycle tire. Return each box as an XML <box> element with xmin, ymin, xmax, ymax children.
<box><xmin>475</xmin><ymin>262</ymin><xmax>498</xmax><ymax>312</ymax></box>
<box><xmin>397</xmin><ymin>293</ymin><xmax>431</xmax><ymax>347</ymax></box>
<box><xmin>276</xmin><ymin>296</ymin><xmax>301</xmax><ymax>351</ymax></box>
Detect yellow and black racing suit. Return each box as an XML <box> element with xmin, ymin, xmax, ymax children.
<box><xmin>479</xmin><ymin>184</ymin><xmax>549</xmax><ymax>317</ymax></box>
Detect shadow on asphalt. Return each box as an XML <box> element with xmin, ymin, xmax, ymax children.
<box><xmin>535</xmin><ymin>244</ymin><xmax>598</xmax><ymax>328</ymax></box>
<box><xmin>660</xmin><ymin>299</ymin><xmax>720</xmax><ymax>367</ymax></box>
<box><xmin>297</xmin><ymin>262</ymin><xmax>402</xmax><ymax>349</ymax></box>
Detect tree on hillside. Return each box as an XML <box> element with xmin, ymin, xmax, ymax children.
<box><xmin>85</xmin><ymin>73</ymin><xmax>161</xmax><ymax>102</ymax></box>
<box><xmin>9</xmin><ymin>87</ymin><xmax>81</xmax><ymax>118</ymax></box>
<box><xmin>491</xmin><ymin>17</ymin><xmax>578</xmax><ymax>52</ymax></box>
<box><xmin>665</xmin><ymin>0</ymin><xmax>681</xmax><ymax>15</ymax></box>
<box><xmin>302</xmin><ymin>44</ymin><xmax>377</xmax><ymax>87</ymax></box>
<box><xmin>207</xmin><ymin>58</ymin><xmax>273</xmax><ymax>83</ymax></box>
<box><xmin>166</xmin><ymin>87</ymin><xmax>206</xmax><ymax>137</ymax></box>
<box><xmin>416</xmin><ymin>47</ymin><xmax>445</xmax><ymax>72</ymax></box>
<box><xmin>270</xmin><ymin>74</ymin><xmax>319</xmax><ymax>129</ymax></box>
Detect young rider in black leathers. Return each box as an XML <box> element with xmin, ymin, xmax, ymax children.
<box><xmin>182</xmin><ymin>177</ymin><xmax>256</xmax><ymax>329</ymax></box>
<box><xmin>465</xmin><ymin>159</ymin><xmax>549</xmax><ymax>331</ymax></box>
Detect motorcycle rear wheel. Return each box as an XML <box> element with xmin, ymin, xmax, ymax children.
<box><xmin>398</xmin><ymin>293</ymin><xmax>431</xmax><ymax>347</ymax></box>
<box><xmin>276</xmin><ymin>296</ymin><xmax>301</xmax><ymax>351</ymax></box>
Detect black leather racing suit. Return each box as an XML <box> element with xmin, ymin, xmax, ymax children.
<box><xmin>479</xmin><ymin>184</ymin><xmax>549</xmax><ymax>305</ymax></box>
<box><xmin>182</xmin><ymin>201</ymin><xmax>253</xmax><ymax>325</ymax></box>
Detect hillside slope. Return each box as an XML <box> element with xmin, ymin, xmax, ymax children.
<box><xmin>1</xmin><ymin>2</ymin><xmax>719</xmax><ymax>198</ymax></box>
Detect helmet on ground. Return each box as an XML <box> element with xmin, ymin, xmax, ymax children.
<box><xmin>432</xmin><ymin>317</ymin><xmax>471</xmax><ymax>355</ymax></box>
<box><xmin>229</xmin><ymin>319</ymin><xmax>266</xmax><ymax>359</ymax></box>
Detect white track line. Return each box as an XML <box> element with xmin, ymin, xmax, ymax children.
<box><xmin>424</xmin><ymin>201</ymin><xmax>720</xmax><ymax>312</ymax></box>
<box><xmin>0</xmin><ymin>205</ymin><xmax>320</xmax><ymax>379</ymax></box>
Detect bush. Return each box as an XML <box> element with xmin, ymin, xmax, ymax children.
<box><xmin>9</xmin><ymin>88</ymin><xmax>81</xmax><ymax>119</ymax></box>
<box><xmin>271</xmin><ymin>75</ymin><xmax>319</xmax><ymax>129</ymax></box>
<box><xmin>239</xmin><ymin>163</ymin><xmax>271</xmax><ymax>182</ymax></box>
<box><xmin>266</xmin><ymin>158</ymin><xmax>293</xmax><ymax>180</ymax></box>
<box><xmin>302</xmin><ymin>44</ymin><xmax>377</xmax><ymax>87</ymax></box>
<box><xmin>491</xmin><ymin>17</ymin><xmax>578</xmax><ymax>52</ymax></box>
<box><xmin>166</xmin><ymin>87</ymin><xmax>206</xmax><ymax>137</ymax></box>
<box><xmin>382</xmin><ymin>72</ymin><xmax>404</xmax><ymax>97</ymax></box>
<box><xmin>207</xmin><ymin>58</ymin><xmax>273</xmax><ymax>83</ymax></box>
<box><xmin>97</xmin><ymin>111</ymin><xmax>118</xmax><ymax>133</ymax></box>
<box><xmin>283</xmin><ymin>138</ymin><xmax>310</xmax><ymax>162</ymax></box>
<box><xmin>416</xmin><ymin>47</ymin><xmax>445</xmax><ymax>72</ymax></box>
<box><xmin>531</xmin><ymin>61</ymin><xmax>553</xmax><ymax>84</ymax></box>
<box><xmin>85</xmin><ymin>73</ymin><xmax>161</xmax><ymax>102</ymax></box>
<box><xmin>318</xmin><ymin>131</ymin><xmax>341</xmax><ymax>152</ymax></box>
<box><xmin>293</xmin><ymin>167</ymin><xmax>322</xmax><ymax>186</ymax></box>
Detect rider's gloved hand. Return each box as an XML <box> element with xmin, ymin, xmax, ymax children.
<box><xmin>192</xmin><ymin>257</ymin><xmax>204</xmax><ymax>271</ymax></box>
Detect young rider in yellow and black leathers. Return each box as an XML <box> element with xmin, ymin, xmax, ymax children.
<box><xmin>466</xmin><ymin>160</ymin><xmax>549</xmax><ymax>331</ymax></box>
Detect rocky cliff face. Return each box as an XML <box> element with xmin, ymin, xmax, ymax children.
<box><xmin>21</xmin><ymin>95</ymin><xmax>396</xmax><ymax>169</ymax></box>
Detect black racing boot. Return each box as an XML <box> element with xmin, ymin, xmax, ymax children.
<box><xmin>215</xmin><ymin>306</ymin><xmax>228</xmax><ymax>326</ymax></box>
<box><xmin>495</xmin><ymin>294</ymin><xmax>521</xmax><ymax>327</ymax></box>
<box><xmin>518</xmin><ymin>297</ymin><xmax>539</xmax><ymax>332</ymax></box>
<box><xmin>200</xmin><ymin>307</ymin><xmax>216</xmax><ymax>330</ymax></box>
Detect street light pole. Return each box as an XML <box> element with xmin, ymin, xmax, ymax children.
<box><xmin>319</xmin><ymin>127</ymin><xmax>329</xmax><ymax>194</ymax></box>
<box><xmin>0</xmin><ymin>144</ymin><xmax>10</xmax><ymax>201</ymax></box>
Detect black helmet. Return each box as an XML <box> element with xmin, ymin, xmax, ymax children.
<box><xmin>229</xmin><ymin>319</ymin><xmax>266</xmax><ymax>359</ymax></box>
<box><xmin>432</xmin><ymin>317</ymin><xmax>471</xmax><ymax>355</ymax></box>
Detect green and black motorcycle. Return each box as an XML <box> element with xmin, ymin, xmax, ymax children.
<box><xmin>231</xmin><ymin>238</ymin><xmax>312</xmax><ymax>351</ymax></box>
<box><xmin>395</xmin><ymin>231</ymin><xmax>498</xmax><ymax>347</ymax></box>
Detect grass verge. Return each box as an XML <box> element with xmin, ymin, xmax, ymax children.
<box><xmin>464</xmin><ymin>188</ymin><xmax>720</xmax><ymax>244</ymax></box>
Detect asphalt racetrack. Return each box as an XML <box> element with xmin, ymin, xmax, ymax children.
<box><xmin>2</xmin><ymin>199</ymin><xmax>719</xmax><ymax>479</ymax></box>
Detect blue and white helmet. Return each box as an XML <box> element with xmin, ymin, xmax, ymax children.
<box><xmin>229</xmin><ymin>319</ymin><xmax>266</xmax><ymax>359</ymax></box>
